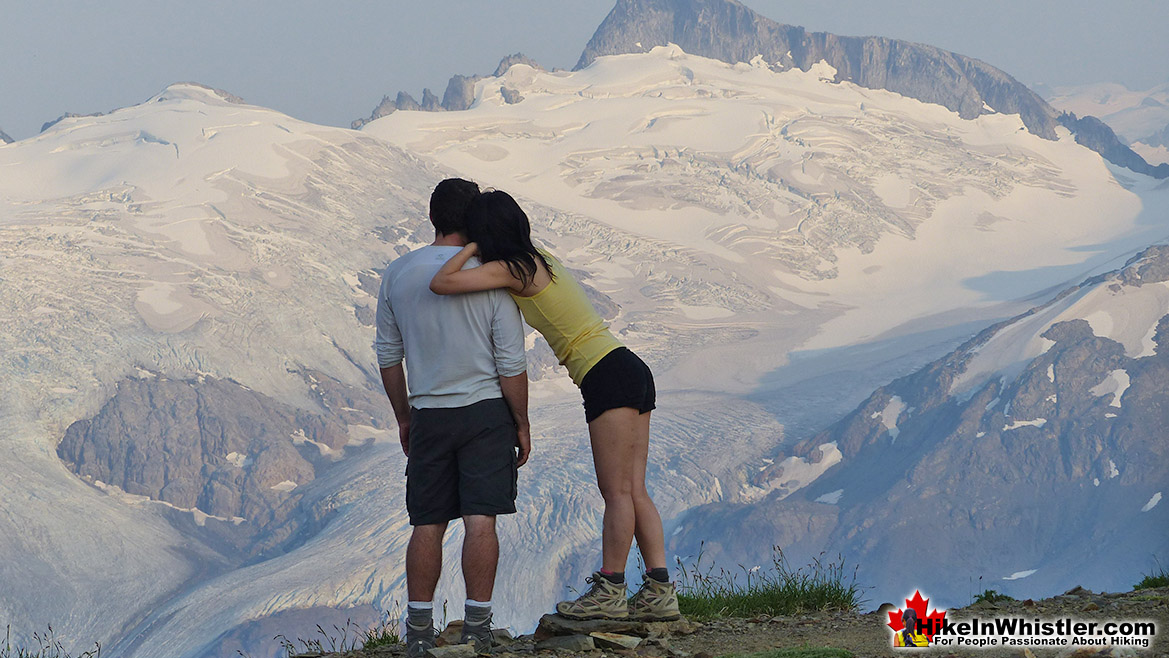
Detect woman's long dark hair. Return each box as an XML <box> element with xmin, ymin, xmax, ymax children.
<box><xmin>464</xmin><ymin>190</ymin><xmax>553</xmax><ymax>288</ymax></box>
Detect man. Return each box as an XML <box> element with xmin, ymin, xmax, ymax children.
<box><xmin>376</xmin><ymin>178</ymin><xmax>530</xmax><ymax>656</ymax></box>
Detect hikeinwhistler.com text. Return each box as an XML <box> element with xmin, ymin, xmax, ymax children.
<box><xmin>923</xmin><ymin>616</ymin><xmax>1157</xmax><ymax>649</ymax></box>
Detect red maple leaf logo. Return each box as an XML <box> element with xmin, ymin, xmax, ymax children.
<box><xmin>887</xmin><ymin>590</ymin><xmax>947</xmax><ymax>641</ymax></box>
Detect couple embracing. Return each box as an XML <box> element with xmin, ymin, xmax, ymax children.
<box><xmin>375</xmin><ymin>178</ymin><xmax>678</xmax><ymax>656</ymax></box>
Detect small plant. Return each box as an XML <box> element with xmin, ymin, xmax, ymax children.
<box><xmin>675</xmin><ymin>544</ymin><xmax>861</xmax><ymax>619</ymax></box>
<box><xmin>1133</xmin><ymin>562</ymin><xmax>1169</xmax><ymax>591</ymax></box>
<box><xmin>358</xmin><ymin>605</ymin><xmax>401</xmax><ymax>649</ymax></box>
<box><xmin>972</xmin><ymin>589</ymin><xmax>1016</xmax><ymax>605</ymax></box>
<box><xmin>2</xmin><ymin>625</ymin><xmax>101</xmax><ymax>658</ymax></box>
<box><xmin>272</xmin><ymin>608</ymin><xmax>404</xmax><ymax>658</ymax></box>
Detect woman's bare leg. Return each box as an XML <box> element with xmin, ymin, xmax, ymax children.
<box><xmin>630</xmin><ymin>411</ymin><xmax>667</xmax><ymax>571</ymax></box>
<box><xmin>588</xmin><ymin>407</ymin><xmax>666</xmax><ymax>573</ymax></box>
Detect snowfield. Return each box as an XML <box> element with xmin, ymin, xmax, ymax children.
<box><xmin>2</xmin><ymin>46</ymin><xmax>1168</xmax><ymax>657</ymax></box>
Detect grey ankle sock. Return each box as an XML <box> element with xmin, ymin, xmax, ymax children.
<box><xmin>407</xmin><ymin>603</ymin><xmax>433</xmax><ymax>632</ymax></box>
<box><xmin>647</xmin><ymin>567</ymin><xmax>670</xmax><ymax>583</ymax></box>
<box><xmin>465</xmin><ymin>600</ymin><xmax>492</xmax><ymax>626</ymax></box>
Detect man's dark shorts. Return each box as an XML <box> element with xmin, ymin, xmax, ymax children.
<box><xmin>406</xmin><ymin>397</ymin><xmax>518</xmax><ymax>526</ymax></box>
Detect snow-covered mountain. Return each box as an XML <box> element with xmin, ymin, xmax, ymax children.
<box><xmin>671</xmin><ymin>244</ymin><xmax>1169</xmax><ymax>608</ymax></box>
<box><xmin>1046</xmin><ymin>82</ymin><xmax>1169</xmax><ymax>145</ymax></box>
<box><xmin>1045</xmin><ymin>82</ymin><xmax>1169</xmax><ymax>166</ymax></box>
<box><xmin>363</xmin><ymin>44</ymin><xmax>1168</xmax><ymax>413</ymax></box>
<box><xmin>2</xmin><ymin>39</ymin><xmax>1168</xmax><ymax>658</ymax></box>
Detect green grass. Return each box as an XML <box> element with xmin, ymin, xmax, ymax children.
<box><xmin>675</xmin><ymin>546</ymin><xmax>861</xmax><ymax>620</ymax></box>
<box><xmin>2</xmin><ymin>626</ymin><xmax>100</xmax><ymax>658</ymax></box>
<box><xmin>271</xmin><ymin>610</ymin><xmax>402</xmax><ymax>658</ymax></box>
<box><xmin>1134</xmin><ymin>566</ymin><xmax>1169</xmax><ymax>591</ymax></box>
<box><xmin>721</xmin><ymin>648</ymin><xmax>853</xmax><ymax>658</ymax></box>
<box><xmin>972</xmin><ymin>589</ymin><xmax>1016</xmax><ymax>605</ymax></box>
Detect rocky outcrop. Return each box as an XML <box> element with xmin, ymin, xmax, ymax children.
<box><xmin>500</xmin><ymin>87</ymin><xmax>524</xmax><ymax>105</ymax></box>
<box><xmin>577</xmin><ymin>0</ymin><xmax>1169</xmax><ymax>178</ymax></box>
<box><xmin>442</xmin><ymin>75</ymin><xmax>479</xmax><ymax>111</ymax></box>
<box><xmin>352</xmin><ymin>54</ymin><xmax>543</xmax><ymax>128</ymax></box>
<box><xmin>56</xmin><ymin>375</ymin><xmax>353</xmax><ymax>557</ymax></box>
<box><xmin>493</xmin><ymin>53</ymin><xmax>541</xmax><ymax>77</ymax></box>
<box><xmin>0</xmin><ymin>128</ymin><xmax>12</xmax><ymax>144</ymax></box>
<box><xmin>1059</xmin><ymin>113</ymin><xmax>1169</xmax><ymax>178</ymax></box>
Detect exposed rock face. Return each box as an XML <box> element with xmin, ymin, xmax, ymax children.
<box><xmin>352</xmin><ymin>53</ymin><xmax>542</xmax><ymax>128</ymax></box>
<box><xmin>577</xmin><ymin>0</ymin><xmax>1168</xmax><ymax>178</ymax></box>
<box><xmin>0</xmin><ymin>128</ymin><xmax>11</xmax><ymax>144</ymax></box>
<box><xmin>56</xmin><ymin>375</ymin><xmax>352</xmax><ymax>557</ymax></box>
<box><xmin>395</xmin><ymin>90</ymin><xmax>422</xmax><ymax>111</ymax></box>
<box><xmin>494</xmin><ymin>53</ymin><xmax>542</xmax><ymax>77</ymax></box>
<box><xmin>500</xmin><ymin>87</ymin><xmax>525</xmax><ymax>105</ymax></box>
<box><xmin>1059</xmin><ymin>113</ymin><xmax>1169</xmax><ymax>178</ymax></box>
<box><xmin>420</xmin><ymin>88</ymin><xmax>442</xmax><ymax>112</ymax></box>
<box><xmin>443</xmin><ymin>75</ymin><xmax>479</xmax><ymax>111</ymax></box>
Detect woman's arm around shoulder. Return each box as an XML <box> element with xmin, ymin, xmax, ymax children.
<box><xmin>430</xmin><ymin>243</ymin><xmax>522</xmax><ymax>295</ymax></box>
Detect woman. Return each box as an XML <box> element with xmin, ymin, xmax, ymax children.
<box><xmin>430</xmin><ymin>190</ymin><xmax>679</xmax><ymax>622</ymax></box>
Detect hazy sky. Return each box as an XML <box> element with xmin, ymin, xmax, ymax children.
<box><xmin>2</xmin><ymin>1</ymin><xmax>1167</xmax><ymax>140</ymax></box>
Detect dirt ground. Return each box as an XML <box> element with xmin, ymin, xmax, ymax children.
<box><xmin>310</xmin><ymin>586</ymin><xmax>1169</xmax><ymax>658</ymax></box>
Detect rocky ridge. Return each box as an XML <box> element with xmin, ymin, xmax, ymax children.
<box><xmin>1059</xmin><ymin>113</ymin><xmax>1169</xmax><ymax>178</ymax></box>
<box><xmin>574</xmin><ymin>0</ymin><xmax>1166</xmax><ymax>178</ymax></box>
<box><xmin>351</xmin><ymin>53</ymin><xmax>540</xmax><ymax>128</ymax></box>
<box><xmin>0</xmin><ymin>127</ymin><xmax>12</xmax><ymax>144</ymax></box>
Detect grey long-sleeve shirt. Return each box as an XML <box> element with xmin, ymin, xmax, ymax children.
<box><xmin>375</xmin><ymin>245</ymin><xmax>526</xmax><ymax>409</ymax></box>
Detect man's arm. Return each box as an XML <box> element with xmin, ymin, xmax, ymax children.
<box><xmin>375</xmin><ymin>268</ymin><xmax>410</xmax><ymax>455</ymax></box>
<box><xmin>499</xmin><ymin>372</ymin><xmax>530</xmax><ymax>467</ymax></box>
<box><xmin>380</xmin><ymin>364</ymin><xmax>411</xmax><ymax>456</ymax></box>
<box><xmin>491</xmin><ymin>290</ymin><xmax>530</xmax><ymax>466</ymax></box>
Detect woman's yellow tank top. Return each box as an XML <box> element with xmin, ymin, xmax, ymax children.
<box><xmin>510</xmin><ymin>253</ymin><xmax>622</xmax><ymax>386</ymax></box>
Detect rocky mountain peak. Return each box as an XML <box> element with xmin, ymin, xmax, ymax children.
<box><xmin>579</xmin><ymin>0</ymin><xmax>1055</xmax><ymax>134</ymax></box>
<box><xmin>0</xmin><ymin>127</ymin><xmax>12</xmax><ymax>144</ymax></box>
<box><xmin>578</xmin><ymin>0</ymin><xmax>1167</xmax><ymax>178</ymax></box>
<box><xmin>352</xmin><ymin>52</ymin><xmax>544</xmax><ymax>128</ymax></box>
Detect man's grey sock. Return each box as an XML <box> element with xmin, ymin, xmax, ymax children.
<box><xmin>465</xmin><ymin>599</ymin><xmax>492</xmax><ymax>627</ymax></box>
<box><xmin>406</xmin><ymin>602</ymin><xmax>434</xmax><ymax>632</ymax></box>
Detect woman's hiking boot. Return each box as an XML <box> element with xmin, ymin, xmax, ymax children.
<box><xmin>555</xmin><ymin>572</ymin><xmax>628</xmax><ymax>619</ymax></box>
<box><xmin>628</xmin><ymin>577</ymin><xmax>681</xmax><ymax>621</ymax></box>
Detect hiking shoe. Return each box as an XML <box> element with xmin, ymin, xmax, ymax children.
<box><xmin>628</xmin><ymin>577</ymin><xmax>682</xmax><ymax>621</ymax></box>
<box><xmin>555</xmin><ymin>572</ymin><xmax>628</xmax><ymax>620</ymax></box>
<box><xmin>460</xmin><ymin>615</ymin><xmax>494</xmax><ymax>653</ymax></box>
<box><xmin>405</xmin><ymin>624</ymin><xmax>437</xmax><ymax>658</ymax></box>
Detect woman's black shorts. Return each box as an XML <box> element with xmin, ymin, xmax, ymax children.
<box><xmin>579</xmin><ymin>347</ymin><xmax>656</xmax><ymax>423</ymax></box>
